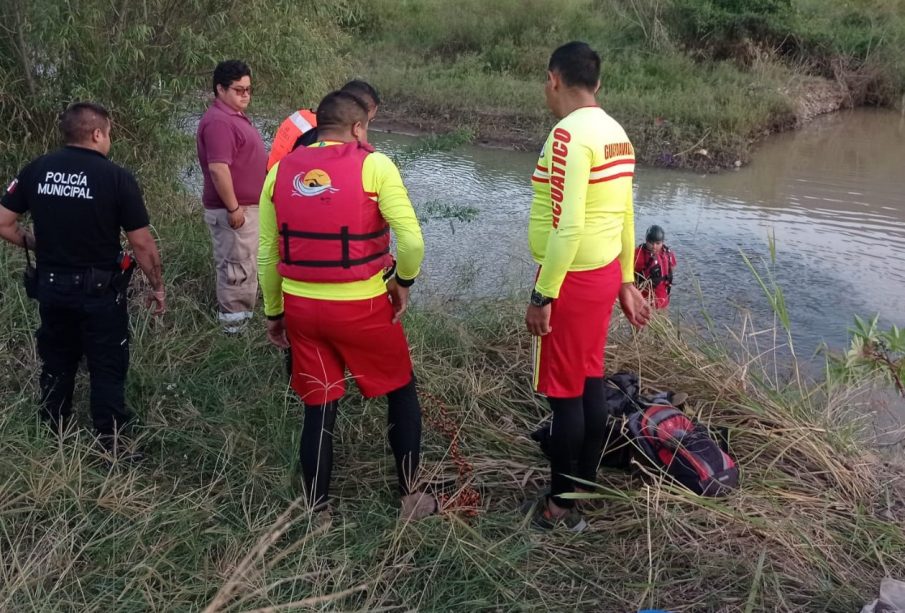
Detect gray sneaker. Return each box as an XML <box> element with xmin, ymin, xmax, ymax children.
<box><xmin>522</xmin><ymin>496</ymin><xmax>588</xmax><ymax>533</ymax></box>
<box><xmin>308</xmin><ymin>502</ymin><xmax>333</xmax><ymax>530</ymax></box>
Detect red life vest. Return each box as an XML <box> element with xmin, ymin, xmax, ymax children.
<box><xmin>273</xmin><ymin>141</ymin><xmax>392</xmax><ymax>283</ymax></box>
<box><xmin>634</xmin><ymin>244</ymin><xmax>675</xmax><ymax>308</ymax></box>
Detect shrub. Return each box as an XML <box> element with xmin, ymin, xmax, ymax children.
<box><xmin>0</xmin><ymin>0</ymin><xmax>349</xmax><ymax>173</ymax></box>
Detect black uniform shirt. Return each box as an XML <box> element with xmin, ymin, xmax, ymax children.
<box><xmin>1</xmin><ymin>146</ymin><xmax>149</xmax><ymax>271</ymax></box>
<box><xmin>291</xmin><ymin>127</ymin><xmax>320</xmax><ymax>152</ymax></box>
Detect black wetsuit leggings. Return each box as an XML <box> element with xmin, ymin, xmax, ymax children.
<box><xmin>547</xmin><ymin>376</ymin><xmax>608</xmax><ymax>509</ymax></box>
<box><xmin>300</xmin><ymin>376</ymin><xmax>421</xmax><ymax>507</ymax></box>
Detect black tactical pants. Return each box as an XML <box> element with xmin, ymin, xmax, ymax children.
<box><xmin>36</xmin><ymin>271</ymin><xmax>132</xmax><ymax>435</ymax></box>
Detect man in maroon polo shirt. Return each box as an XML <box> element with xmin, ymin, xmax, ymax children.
<box><xmin>196</xmin><ymin>59</ymin><xmax>267</xmax><ymax>332</ymax></box>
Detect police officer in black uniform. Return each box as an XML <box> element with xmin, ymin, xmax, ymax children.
<box><xmin>0</xmin><ymin>102</ymin><xmax>165</xmax><ymax>459</ymax></box>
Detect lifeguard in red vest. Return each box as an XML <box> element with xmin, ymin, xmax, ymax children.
<box><xmin>258</xmin><ymin>90</ymin><xmax>435</xmax><ymax>521</ymax></box>
<box><xmin>634</xmin><ymin>224</ymin><xmax>676</xmax><ymax>309</ymax></box>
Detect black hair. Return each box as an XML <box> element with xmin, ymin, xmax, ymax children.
<box><xmin>58</xmin><ymin>102</ymin><xmax>111</xmax><ymax>144</ymax></box>
<box><xmin>340</xmin><ymin>80</ymin><xmax>381</xmax><ymax>109</ymax></box>
<box><xmin>548</xmin><ymin>41</ymin><xmax>600</xmax><ymax>90</ymax></box>
<box><xmin>316</xmin><ymin>91</ymin><xmax>369</xmax><ymax>132</ymax></box>
<box><xmin>213</xmin><ymin>60</ymin><xmax>251</xmax><ymax>96</ymax></box>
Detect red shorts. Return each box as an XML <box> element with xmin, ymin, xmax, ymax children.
<box><xmin>283</xmin><ymin>293</ymin><xmax>413</xmax><ymax>405</ymax></box>
<box><xmin>532</xmin><ymin>260</ymin><xmax>621</xmax><ymax>398</ymax></box>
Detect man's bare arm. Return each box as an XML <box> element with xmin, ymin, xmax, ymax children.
<box><xmin>208</xmin><ymin>163</ymin><xmax>245</xmax><ymax>229</ymax></box>
<box><xmin>127</xmin><ymin>226</ymin><xmax>165</xmax><ymax>315</ymax></box>
<box><xmin>0</xmin><ymin>205</ymin><xmax>34</xmax><ymax>249</ymax></box>
<box><xmin>126</xmin><ymin>226</ymin><xmax>163</xmax><ymax>291</ymax></box>
<box><xmin>208</xmin><ymin>163</ymin><xmax>240</xmax><ymax>211</ymax></box>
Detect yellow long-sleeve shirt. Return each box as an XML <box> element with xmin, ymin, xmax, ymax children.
<box><xmin>258</xmin><ymin>141</ymin><xmax>424</xmax><ymax>317</ymax></box>
<box><xmin>528</xmin><ymin>106</ymin><xmax>636</xmax><ymax>298</ymax></box>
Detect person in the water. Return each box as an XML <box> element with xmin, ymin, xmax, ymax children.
<box><xmin>634</xmin><ymin>224</ymin><xmax>676</xmax><ymax>309</ymax></box>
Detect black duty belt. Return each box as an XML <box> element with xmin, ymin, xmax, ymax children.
<box><xmin>40</xmin><ymin>270</ymin><xmax>86</xmax><ymax>285</ymax></box>
<box><xmin>39</xmin><ymin>267</ymin><xmax>124</xmax><ymax>297</ymax></box>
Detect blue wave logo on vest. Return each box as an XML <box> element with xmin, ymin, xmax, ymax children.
<box><xmin>292</xmin><ymin>169</ymin><xmax>339</xmax><ymax>197</ymax></box>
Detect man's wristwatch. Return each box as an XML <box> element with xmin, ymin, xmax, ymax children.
<box><xmin>382</xmin><ymin>260</ymin><xmax>398</xmax><ymax>282</ymax></box>
<box><xmin>530</xmin><ymin>289</ymin><xmax>553</xmax><ymax>307</ymax></box>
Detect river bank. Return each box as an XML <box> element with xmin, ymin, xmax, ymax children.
<box><xmin>369</xmin><ymin>73</ymin><xmax>861</xmax><ymax>171</ymax></box>
<box><xmin>363</xmin><ymin>64</ymin><xmax>898</xmax><ymax>172</ymax></box>
<box><xmin>3</xmin><ymin>106</ymin><xmax>904</xmax><ymax>613</ymax></box>
<box><xmin>346</xmin><ymin>0</ymin><xmax>905</xmax><ymax>172</ymax></box>
<box><xmin>6</xmin><ymin>112</ymin><xmax>905</xmax><ymax>608</ymax></box>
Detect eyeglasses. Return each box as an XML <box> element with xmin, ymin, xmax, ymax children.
<box><xmin>229</xmin><ymin>86</ymin><xmax>252</xmax><ymax>96</ymax></box>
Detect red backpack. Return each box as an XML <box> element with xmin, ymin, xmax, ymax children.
<box><xmin>627</xmin><ymin>404</ymin><xmax>738</xmax><ymax>497</ymax></box>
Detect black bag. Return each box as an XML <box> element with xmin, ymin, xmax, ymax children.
<box><xmin>23</xmin><ymin>244</ymin><xmax>37</xmax><ymax>299</ymax></box>
<box><xmin>529</xmin><ymin>371</ymin><xmax>740</xmax><ymax>497</ymax></box>
<box><xmin>603</xmin><ymin>371</ymin><xmax>641</xmax><ymax>417</ymax></box>
<box><xmin>599</xmin><ymin>372</ymin><xmax>642</xmax><ymax>468</ymax></box>
<box><xmin>627</xmin><ymin>404</ymin><xmax>739</xmax><ymax>497</ymax></box>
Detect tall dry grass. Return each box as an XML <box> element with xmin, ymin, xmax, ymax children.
<box><xmin>2</xmin><ymin>274</ymin><xmax>903</xmax><ymax>610</ymax></box>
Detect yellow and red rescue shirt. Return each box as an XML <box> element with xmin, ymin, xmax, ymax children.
<box><xmin>528</xmin><ymin>106</ymin><xmax>636</xmax><ymax>298</ymax></box>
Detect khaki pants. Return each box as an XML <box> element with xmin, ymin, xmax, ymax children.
<box><xmin>204</xmin><ymin>206</ymin><xmax>259</xmax><ymax>318</ymax></box>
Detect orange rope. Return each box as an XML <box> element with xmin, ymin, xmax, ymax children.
<box><xmin>421</xmin><ymin>391</ymin><xmax>481</xmax><ymax>516</ymax></box>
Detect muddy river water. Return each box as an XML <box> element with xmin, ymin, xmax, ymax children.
<box><xmin>371</xmin><ymin>109</ymin><xmax>905</xmax><ymax>356</ymax></box>
<box><xmin>183</xmin><ymin>108</ymin><xmax>904</xmax><ymax>356</ymax></box>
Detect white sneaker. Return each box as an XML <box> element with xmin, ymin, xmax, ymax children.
<box><xmin>219</xmin><ymin>311</ymin><xmax>253</xmax><ymax>334</ymax></box>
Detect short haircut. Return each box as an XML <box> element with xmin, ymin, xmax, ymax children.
<box><xmin>548</xmin><ymin>41</ymin><xmax>600</xmax><ymax>90</ymax></box>
<box><xmin>213</xmin><ymin>60</ymin><xmax>251</xmax><ymax>96</ymax></box>
<box><xmin>316</xmin><ymin>91</ymin><xmax>369</xmax><ymax>132</ymax></box>
<box><xmin>340</xmin><ymin>80</ymin><xmax>381</xmax><ymax>110</ymax></box>
<box><xmin>58</xmin><ymin>102</ymin><xmax>111</xmax><ymax>144</ymax></box>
